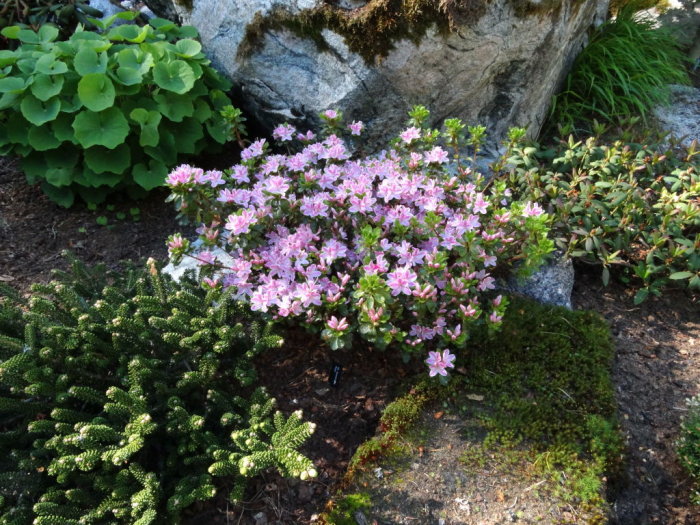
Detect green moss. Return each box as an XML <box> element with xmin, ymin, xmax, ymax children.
<box><xmin>240</xmin><ymin>0</ymin><xmax>579</xmax><ymax>64</ymax></box>
<box><xmin>322</xmin><ymin>492</ymin><xmax>372</xmax><ymax>525</ymax></box>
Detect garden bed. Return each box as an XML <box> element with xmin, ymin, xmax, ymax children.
<box><xmin>1</xmin><ymin>154</ymin><xmax>698</xmax><ymax>523</ymax></box>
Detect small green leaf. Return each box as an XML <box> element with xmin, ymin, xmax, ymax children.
<box><xmin>35</xmin><ymin>53</ymin><xmax>69</xmax><ymax>75</ymax></box>
<box><xmin>74</xmin><ymin>47</ymin><xmax>108</xmax><ymax>75</ymax></box>
<box><xmin>84</xmin><ymin>144</ymin><xmax>131</xmax><ymax>174</ymax></box>
<box><xmin>153</xmin><ymin>60</ymin><xmax>195</xmax><ymax>94</ymax></box>
<box><xmin>132</xmin><ymin>161</ymin><xmax>168</xmax><ymax>190</ymax></box>
<box><xmin>41</xmin><ymin>182</ymin><xmax>74</xmax><ymax>208</ymax></box>
<box><xmin>20</xmin><ymin>95</ymin><xmax>61</xmax><ymax>126</ymax></box>
<box><xmin>77</xmin><ymin>73</ymin><xmax>115</xmax><ymax>112</ymax></box>
<box><xmin>37</xmin><ymin>25</ymin><xmax>59</xmax><ymax>43</ymax></box>
<box><xmin>28</xmin><ymin>125</ymin><xmax>61</xmax><ymax>150</ymax></box>
<box><xmin>633</xmin><ymin>288</ymin><xmax>649</xmax><ymax>305</ymax></box>
<box><xmin>668</xmin><ymin>271</ymin><xmax>693</xmax><ymax>280</ymax></box>
<box><xmin>30</xmin><ymin>74</ymin><xmax>64</xmax><ymax>101</ymax></box>
<box><xmin>96</xmin><ymin>215</ymin><xmax>108</xmax><ymax>226</ymax></box>
<box><xmin>0</xmin><ymin>77</ymin><xmax>27</xmax><ymax>93</ymax></box>
<box><xmin>174</xmin><ymin>39</ymin><xmax>202</xmax><ymax>57</ymax></box>
<box><xmin>601</xmin><ymin>266</ymin><xmax>610</xmax><ymax>287</ymax></box>
<box><xmin>73</xmin><ymin>107</ymin><xmax>129</xmax><ymax>149</ymax></box>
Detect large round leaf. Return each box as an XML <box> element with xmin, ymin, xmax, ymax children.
<box><xmin>52</xmin><ymin>114</ymin><xmax>76</xmax><ymax>143</ymax></box>
<box><xmin>74</xmin><ymin>47</ymin><xmax>108</xmax><ymax>76</ymax></box>
<box><xmin>41</xmin><ymin>182</ymin><xmax>75</xmax><ymax>208</ymax></box>
<box><xmin>82</xmin><ymin>166</ymin><xmax>123</xmax><ymax>188</ymax></box>
<box><xmin>132</xmin><ymin>160</ymin><xmax>168</xmax><ymax>190</ymax></box>
<box><xmin>0</xmin><ymin>50</ymin><xmax>17</xmax><ymax>67</ymax></box>
<box><xmin>77</xmin><ymin>73</ymin><xmax>115</xmax><ymax>112</ymax></box>
<box><xmin>30</xmin><ymin>74</ymin><xmax>64</xmax><ymax>101</ymax></box>
<box><xmin>73</xmin><ymin>107</ymin><xmax>129</xmax><ymax>149</ymax></box>
<box><xmin>37</xmin><ymin>25</ymin><xmax>59</xmax><ymax>43</ymax></box>
<box><xmin>114</xmin><ymin>66</ymin><xmax>143</xmax><ymax>86</ymax></box>
<box><xmin>153</xmin><ymin>60</ymin><xmax>195</xmax><ymax>94</ymax></box>
<box><xmin>84</xmin><ymin>144</ymin><xmax>131</xmax><ymax>175</ymax></box>
<box><xmin>117</xmin><ymin>48</ymin><xmax>154</xmax><ymax>75</ymax></box>
<box><xmin>28</xmin><ymin>124</ymin><xmax>61</xmax><ymax>150</ymax></box>
<box><xmin>20</xmin><ymin>95</ymin><xmax>61</xmax><ymax>126</ymax></box>
<box><xmin>172</xmin><ymin>117</ymin><xmax>203</xmax><ymax>154</ymax></box>
<box><xmin>6</xmin><ymin>113</ymin><xmax>30</xmax><ymax>145</ymax></box>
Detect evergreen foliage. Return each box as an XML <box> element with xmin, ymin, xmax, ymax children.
<box><xmin>0</xmin><ymin>256</ymin><xmax>316</xmax><ymax>524</ymax></box>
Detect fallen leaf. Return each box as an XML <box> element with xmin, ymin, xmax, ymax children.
<box><xmin>0</xmin><ymin>274</ymin><xmax>14</xmax><ymax>281</ymax></box>
<box><xmin>496</xmin><ymin>490</ymin><xmax>505</xmax><ymax>502</ymax></box>
<box><xmin>433</xmin><ymin>411</ymin><xmax>444</xmax><ymax>419</ymax></box>
<box><xmin>466</xmin><ymin>394</ymin><xmax>484</xmax><ymax>401</ymax></box>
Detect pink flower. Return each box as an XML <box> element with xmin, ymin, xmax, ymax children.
<box><xmin>231</xmin><ymin>164</ymin><xmax>250</xmax><ymax>183</ymax></box>
<box><xmin>489</xmin><ymin>312</ymin><xmax>503</xmax><ymax>323</ymax></box>
<box><xmin>225</xmin><ymin>210</ymin><xmax>257</xmax><ymax>235</ymax></box>
<box><xmin>322</xmin><ymin>109</ymin><xmax>338</xmax><ymax>119</ymax></box>
<box><xmin>273</xmin><ymin>123</ymin><xmax>296</xmax><ymax>141</ymax></box>
<box><xmin>425</xmin><ymin>349</ymin><xmax>456</xmax><ymax>377</ymax></box>
<box><xmin>425</xmin><ymin>146</ymin><xmax>449</xmax><ymax>164</ymax></box>
<box><xmin>166</xmin><ymin>164</ymin><xmax>197</xmax><ymax>186</ymax></box>
<box><xmin>241</xmin><ymin>139</ymin><xmax>266</xmax><ymax>161</ymax></box>
<box><xmin>523</xmin><ymin>202</ymin><xmax>544</xmax><ymax>217</ymax></box>
<box><xmin>327</xmin><ymin>316</ymin><xmax>349</xmax><ymax>331</ymax></box>
<box><xmin>348</xmin><ymin>121</ymin><xmax>364</xmax><ymax>135</ymax></box>
<box><xmin>206</xmin><ymin>170</ymin><xmax>225</xmax><ymax>187</ymax></box>
<box><xmin>386</xmin><ymin>265</ymin><xmax>418</xmax><ymax>296</ymax></box>
<box><xmin>400</xmin><ymin>126</ymin><xmax>421</xmax><ymax>144</ymax></box>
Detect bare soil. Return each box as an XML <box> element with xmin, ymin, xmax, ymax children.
<box><xmin>1</xmin><ymin>158</ymin><xmax>699</xmax><ymax>524</ymax></box>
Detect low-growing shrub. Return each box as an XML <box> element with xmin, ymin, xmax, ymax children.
<box><xmin>0</xmin><ymin>14</ymin><xmax>236</xmax><ymax>207</ymax></box>
<box><xmin>0</xmin><ymin>256</ymin><xmax>315</xmax><ymax>524</ymax></box>
<box><xmin>504</xmin><ymin>134</ymin><xmax>699</xmax><ymax>302</ymax></box>
<box><xmin>678</xmin><ymin>394</ymin><xmax>700</xmax><ymax>504</ymax></box>
<box><xmin>0</xmin><ymin>0</ymin><xmax>103</xmax><ymax>46</ymax></box>
<box><xmin>548</xmin><ymin>5</ymin><xmax>688</xmax><ymax>134</ymax></box>
<box><xmin>166</xmin><ymin>107</ymin><xmax>553</xmax><ymax>374</ymax></box>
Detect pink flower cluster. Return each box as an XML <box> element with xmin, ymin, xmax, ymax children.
<box><xmin>166</xmin><ymin>118</ymin><xmax>550</xmax><ymax>375</ymax></box>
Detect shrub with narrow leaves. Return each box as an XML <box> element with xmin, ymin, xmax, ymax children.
<box><xmin>0</xmin><ymin>14</ymin><xmax>235</xmax><ymax>207</ymax></box>
<box><xmin>0</xmin><ymin>256</ymin><xmax>315</xmax><ymax>524</ymax></box>
<box><xmin>504</xmin><ymin>134</ymin><xmax>699</xmax><ymax>302</ymax></box>
<box><xmin>166</xmin><ymin>107</ymin><xmax>553</xmax><ymax>374</ymax></box>
<box><xmin>678</xmin><ymin>394</ymin><xmax>700</xmax><ymax>504</ymax></box>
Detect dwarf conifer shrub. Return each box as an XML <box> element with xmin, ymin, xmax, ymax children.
<box><xmin>0</xmin><ymin>14</ymin><xmax>235</xmax><ymax>207</ymax></box>
<box><xmin>0</xmin><ymin>256</ymin><xmax>315</xmax><ymax>524</ymax></box>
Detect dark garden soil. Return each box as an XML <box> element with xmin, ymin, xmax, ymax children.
<box><xmin>1</xmin><ymin>157</ymin><xmax>699</xmax><ymax>524</ymax></box>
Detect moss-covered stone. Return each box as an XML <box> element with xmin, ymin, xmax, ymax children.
<box><xmin>240</xmin><ymin>0</ymin><xmax>582</xmax><ymax>64</ymax></box>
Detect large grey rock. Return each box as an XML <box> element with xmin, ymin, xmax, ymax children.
<box><xmin>144</xmin><ymin>0</ymin><xmax>609</xmax><ymax>145</ymax></box>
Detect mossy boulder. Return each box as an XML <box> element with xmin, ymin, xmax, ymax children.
<box><xmin>144</xmin><ymin>0</ymin><xmax>610</xmax><ymax>145</ymax></box>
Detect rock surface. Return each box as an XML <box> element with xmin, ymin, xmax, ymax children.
<box><xmin>503</xmin><ymin>252</ymin><xmax>575</xmax><ymax>309</ymax></box>
<box><xmin>653</xmin><ymin>84</ymin><xmax>700</xmax><ymax>147</ymax></box>
<box><xmin>144</xmin><ymin>0</ymin><xmax>610</xmax><ymax>145</ymax></box>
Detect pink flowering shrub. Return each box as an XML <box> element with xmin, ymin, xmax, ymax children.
<box><xmin>165</xmin><ymin>107</ymin><xmax>553</xmax><ymax>374</ymax></box>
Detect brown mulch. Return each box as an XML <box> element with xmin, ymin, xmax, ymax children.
<box><xmin>1</xmin><ymin>157</ymin><xmax>699</xmax><ymax>524</ymax></box>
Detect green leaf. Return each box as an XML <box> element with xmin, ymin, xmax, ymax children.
<box><xmin>20</xmin><ymin>95</ymin><xmax>61</xmax><ymax>126</ymax></box>
<box><xmin>37</xmin><ymin>25</ymin><xmax>59</xmax><ymax>43</ymax></box>
<box><xmin>601</xmin><ymin>266</ymin><xmax>610</xmax><ymax>287</ymax></box>
<box><xmin>668</xmin><ymin>271</ymin><xmax>693</xmax><ymax>280</ymax></box>
<box><xmin>6</xmin><ymin>113</ymin><xmax>30</xmax><ymax>145</ymax></box>
<box><xmin>132</xmin><ymin>161</ymin><xmax>168</xmax><ymax>190</ymax></box>
<box><xmin>130</xmin><ymin>108</ymin><xmax>161</xmax><ymax>147</ymax></box>
<box><xmin>28</xmin><ymin>124</ymin><xmax>61</xmax><ymax>150</ymax></box>
<box><xmin>17</xmin><ymin>29</ymin><xmax>41</xmax><ymax>44</ymax></box>
<box><xmin>0</xmin><ymin>92</ymin><xmax>19</xmax><ymax>110</ymax></box>
<box><xmin>107</xmin><ymin>24</ymin><xmax>151</xmax><ymax>43</ymax></box>
<box><xmin>172</xmin><ymin>117</ymin><xmax>203</xmax><ymax>154</ymax></box>
<box><xmin>83</xmin><ymin>167</ymin><xmax>123</xmax><ymax>188</ymax></box>
<box><xmin>0</xmin><ymin>50</ymin><xmax>18</xmax><ymax>67</ymax></box>
<box><xmin>154</xmin><ymin>91</ymin><xmax>194</xmax><ymax>122</ymax></box>
<box><xmin>174</xmin><ymin>39</ymin><xmax>202</xmax><ymax>57</ymax></box>
<box><xmin>114</xmin><ymin>66</ymin><xmax>143</xmax><ymax>86</ymax></box>
<box><xmin>35</xmin><ymin>53</ymin><xmax>69</xmax><ymax>75</ymax></box>
<box><xmin>153</xmin><ymin>60</ymin><xmax>195</xmax><ymax>94</ymax></box>
<box><xmin>74</xmin><ymin>47</ymin><xmax>108</xmax><ymax>75</ymax></box>
<box><xmin>0</xmin><ymin>77</ymin><xmax>27</xmax><ymax>93</ymax></box>
<box><xmin>84</xmin><ymin>144</ymin><xmax>131</xmax><ymax>174</ymax></box>
<box><xmin>117</xmin><ymin>48</ymin><xmax>154</xmax><ymax>74</ymax></box>
<box><xmin>144</xmin><ymin>130</ymin><xmax>176</xmax><ymax>165</ymax></box>
<box><xmin>633</xmin><ymin>288</ymin><xmax>649</xmax><ymax>305</ymax></box>
<box><xmin>73</xmin><ymin>107</ymin><xmax>129</xmax><ymax>149</ymax></box>
<box><xmin>1</xmin><ymin>26</ymin><xmax>21</xmax><ymax>40</ymax></box>
<box><xmin>51</xmin><ymin>114</ymin><xmax>76</xmax><ymax>142</ymax></box>
<box><xmin>30</xmin><ymin>74</ymin><xmax>64</xmax><ymax>101</ymax></box>
<box><xmin>41</xmin><ymin>182</ymin><xmax>74</xmax><ymax>208</ymax></box>
<box><xmin>78</xmin><ymin>73</ymin><xmax>116</xmax><ymax>112</ymax></box>
<box><xmin>96</xmin><ymin>215</ymin><xmax>108</xmax><ymax>226</ymax></box>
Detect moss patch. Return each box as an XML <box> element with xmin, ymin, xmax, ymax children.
<box><xmin>240</xmin><ymin>0</ymin><xmax>580</xmax><ymax>64</ymax></box>
<box><xmin>330</xmin><ymin>297</ymin><xmax>622</xmax><ymax>522</ymax></box>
